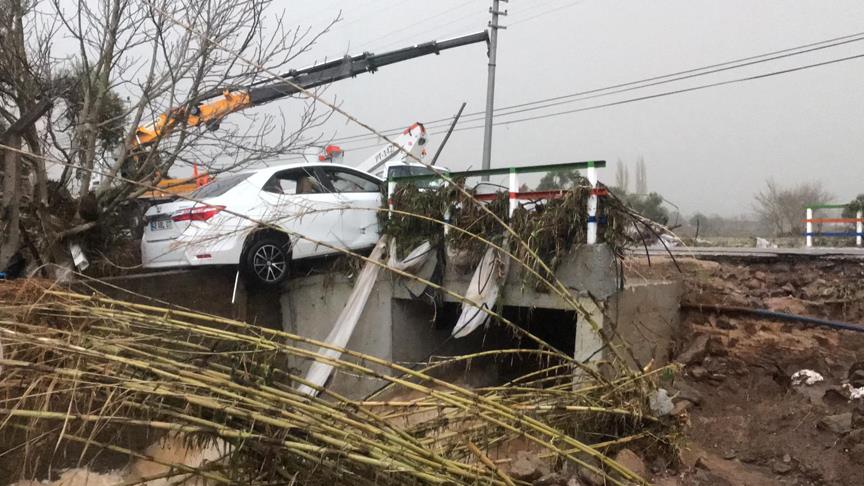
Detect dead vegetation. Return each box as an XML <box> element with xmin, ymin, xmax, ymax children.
<box><xmin>0</xmin><ymin>279</ymin><xmax>677</xmax><ymax>485</ymax></box>
<box><xmin>384</xmin><ymin>177</ymin><xmax>644</xmax><ymax>286</ymax></box>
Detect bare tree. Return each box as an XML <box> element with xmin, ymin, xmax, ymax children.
<box><xmin>754</xmin><ymin>178</ymin><xmax>832</xmax><ymax>236</ymax></box>
<box><xmin>614</xmin><ymin>158</ymin><xmax>629</xmax><ymax>192</ymax></box>
<box><xmin>634</xmin><ymin>156</ymin><xmax>647</xmax><ymax>195</ymax></box>
<box><xmin>0</xmin><ymin>0</ymin><xmax>335</xmax><ymax>273</ymax></box>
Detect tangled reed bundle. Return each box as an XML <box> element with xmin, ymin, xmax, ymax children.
<box><xmin>0</xmin><ymin>281</ymin><xmax>673</xmax><ymax>485</ymax></box>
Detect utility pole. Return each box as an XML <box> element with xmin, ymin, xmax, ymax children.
<box><xmin>481</xmin><ymin>0</ymin><xmax>506</xmax><ymax>175</ymax></box>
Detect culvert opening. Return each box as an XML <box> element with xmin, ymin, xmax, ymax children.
<box><xmin>419</xmin><ymin>302</ymin><xmax>579</xmax><ymax>387</ymax></box>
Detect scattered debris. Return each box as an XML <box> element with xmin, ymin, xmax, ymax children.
<box><xmin>68</xmin><ymin>243</ymin><xmax>89</xmax><ymax>271</ymax></box>
<box><xmin>849</xmin><ymin>362</ymin><xmax>864</xmax><ymax>388</ymax></box>
<box><xmin>772</xmin><ymin>459</ymin><xmax>794</xmax><ymax>475</ymax></box>
<box><xmin>676</xmin><ymin>334</ymin><xmax>709</xmax><ymax>365</ymax></box>
<box><xmin>650</xmin><ymin>388</ymin><xmax>675</xmax><ymax>416</ymax></box>
<box><xmin>508</xmin><ymin>451</ymin><xmax>548</xmax><ymax>481</ymax></box>
<box><xmin>843</xmin><ymin>383</ymin><xmax>864</xmax><ymax>400</ymax></box>
<box><xmin>765</xmin><ymin>296</ymin><xmax>808</xmax><ymax>315</ymax></box>
<box><xmin>755</xmin><ymin>237</ymin><xmax>777</xmax><ymax>249</ymax></box>
<box><xmin>818</xmin><ymin>413</ymin><xmax>853</xmax><ymax>434</ymax></box>
<box><xmin>612</xmin><ymin>449</ymin><xmax>647</xmax><ymax>481</ymax></box>
<box><xmin>9</xmin><ymin>434</ymin><xmax>227</xmax><ymax>486</ymax></box>
<box><xmin>672</xmin><ymin>399</ymin><xmax>695</xmax><ymax>416</ymax></box>
<box><xmin>791</xmin><ymin>369</ymin><xmax>824</xmax><ymax>386</ymax></box>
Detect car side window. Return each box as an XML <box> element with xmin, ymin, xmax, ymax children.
<box><xmin>263</xmin><ymin>169</ymin><xmax>324</xmax><ymax>195</ymax></box>
<box><xmin>325</xmin><ymin>169</ymin><xmax>381</xmax><ymax>193</ymax></box>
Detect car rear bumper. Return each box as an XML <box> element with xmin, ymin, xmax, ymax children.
<box><xmin>141</xmin><ymin>231</ymin><xmax>245</xmax><ymax>269</ymax></box>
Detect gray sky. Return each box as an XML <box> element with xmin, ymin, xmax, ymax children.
<box><xmin>267</xmin><ymin>0</ymin><xmax>864</xmax><ymax>217</ymax></box>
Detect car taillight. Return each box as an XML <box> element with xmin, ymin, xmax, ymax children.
<box><xmin>171</xmin><ymin>205</ymin><xmax>225</xmax><ymax>222</ymax></box>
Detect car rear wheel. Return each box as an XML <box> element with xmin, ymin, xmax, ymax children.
<box><xmin>243</xmin><ymin>236</ymin><xmax>291</xmax><ymax>286</ymax></box>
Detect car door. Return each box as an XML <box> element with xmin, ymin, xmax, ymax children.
<box><xmin>317</xmin><ymin>167</ymin><xmax>383</xmax><ymax>250</ymax></box>
<box><xmin>257</xmin><ymin>167</ymin><xmax>344</xmax><ymax>258</ymax></box>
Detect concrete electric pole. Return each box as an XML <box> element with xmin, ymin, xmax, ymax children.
<box><xmin>481</xmin><ymin>0</ymin><xmax>506</xmax><ymax>174</ymax></box>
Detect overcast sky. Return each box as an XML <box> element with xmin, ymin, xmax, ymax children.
<box><xmin>253</xmin><ymin>1</ymin><xmax>864</xmax><ymax>216</ymax></box>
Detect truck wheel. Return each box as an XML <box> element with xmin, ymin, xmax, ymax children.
<box><xmin>243</xmin><ymin>236</ymin><xmax>291</xmax><ymax>286</ymax></box>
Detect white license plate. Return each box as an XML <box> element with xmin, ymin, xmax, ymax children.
<box><xmin>149</xmin><ymin>220</ymin><xmax>173</xmax><ymax>231</ymax></box>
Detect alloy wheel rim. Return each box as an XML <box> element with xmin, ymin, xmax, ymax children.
<box><xmin>252</xmin><ymin>244</ymin><xmax>287</xmax><ymax>282</ymax></box>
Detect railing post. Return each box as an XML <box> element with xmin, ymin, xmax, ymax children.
<box><xmin>586</xmin><ymin>161</ymin><xmax>598</xmax><ymax>245</ymax></box>
<box><xmin>508</xmin><ymin>168</ymin><xmax>518</xmax><ymax>218</ymax></box>
<box><xmin>857</xmin><ymin>210</ymin><xmax>863</xmax><ymax>247</ymax></box>
<box><xmin>387</xmin><ymin>179</ymin><xmax>395</xmax><ymax>220</ymax></box>
<box><xmin>805</xmin><ymin>207</ymin><xmax>813</xmax><ymax>248</ymax></box>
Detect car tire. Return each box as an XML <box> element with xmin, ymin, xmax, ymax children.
<box><xmin>242</xmin><ymin>236</ymin><xmax>291</xmax><ymax>286</ymax></box>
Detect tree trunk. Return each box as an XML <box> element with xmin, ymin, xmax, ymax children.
<box><xmin>0</xmin><ymin>135</ymin><xmax>22</xmax><ymax>270</ymax></box>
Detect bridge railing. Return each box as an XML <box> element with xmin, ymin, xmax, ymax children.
<box><xmin>803</xmin><ymin>203</ymin><xmax>863</xmax><ymax>248</ymax></box>
<box><xmin>388</xmin><ymin>160</ymin><xmax>607</xmax><ymax>244</ymax></box>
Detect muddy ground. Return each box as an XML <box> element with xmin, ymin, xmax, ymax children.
<box><xmin>628</xmin><ymin>255</ymin><xmax>864</xmax><ymax>486</ymax></box>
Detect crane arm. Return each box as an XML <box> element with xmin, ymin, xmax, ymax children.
<box><xmin>131</xmin><ymin>31</ymin><xmax>489</xmax><ymax>152</ymax></box>
<box><xmin>356</xmin><ymin>122</ymin><xmax>427</xmax><ymax>176</ymax></box>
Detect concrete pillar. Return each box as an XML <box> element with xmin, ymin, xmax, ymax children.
<box><xmin>573</xmin><ymin>298</ymin><xmax>604</xmax><ymax>364</ymax></box>
<box><xmin>805</xmin><ymin>207</ymin><xmax>813</xmax><ymax>248</ymax></box>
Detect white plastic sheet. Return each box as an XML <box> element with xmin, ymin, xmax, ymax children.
<box><xmin>388</xmin><ymin>239</ymin><xmax>433</xmax><ymax>273</ymax></box>
<box><xmin>297</xmin><ymin>238</ymin><xmax>387</xmax><ymax>396</ymax></box>
<box><xmin>451</xmin><ymin>242</ymin><xmax>510</xmax><ymax>339</ymax></box>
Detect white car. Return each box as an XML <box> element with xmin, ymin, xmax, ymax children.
<box><xmin>141</xmin><ymin>162</ymin><xmax>384</xmax><ymax>285</ymax></box>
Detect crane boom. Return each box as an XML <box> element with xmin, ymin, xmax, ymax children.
<box><xmin>132</xmin><ymin>31</ymin><xmax>489</xmax><ymax>151</ymax></box>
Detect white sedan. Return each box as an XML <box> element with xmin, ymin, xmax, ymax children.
<box><xmin>141</xmin><ymin>163</ymin><xmax>384</xmax><ymax>285</ymax></box>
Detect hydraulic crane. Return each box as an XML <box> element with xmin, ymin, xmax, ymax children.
<box><xmin>131</xmin><ymin>31</ymin><xmax>489</xmax><ymax>198</ymax></box>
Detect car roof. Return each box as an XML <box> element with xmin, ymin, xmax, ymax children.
<box><xmin>241</xmin><ymin>162</ymin><xmax>383</xmax><ymax>181</ymax></box>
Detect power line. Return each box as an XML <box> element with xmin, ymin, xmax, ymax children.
<box><xmin>509</xmin><ymin>0</ymin><xmax>584</xmax><ymax>27</ymax></box>
<box><xmin>334</xmin><ymin>30</ymin><xmax>864</xmax><ymax>142</ymax></box>
<box><xmin>503</xmin><ymin>0</ymin><xmax>569</xmax><ymax>20</ymax></box>
<box><xmin>369</xmin><ymin>7</ymin><xmax>489</xmax><ymax>52</ymax></box>
<box><xmin>326</xmin><ymin>30</ymin><xmax>864</xmax><ymax>144</ymax></box>
<box><xmin>453</xmin><ymin>33</ymin><xmax>864</xmax><ymax>122</ymax></box>
<box><xmin>416</xmin><ymin>51</ymin><xmax>864</xmax><ymax>137</ymax></box>
<box><xmin>354</xmin><ymin>1</ymin><xmax>482</xmax><ymax>51</ymax></box>
<box><xmin>329</xmin><ymin>50</ymin><xmax>864</xmax><ymax>155</ymax></box>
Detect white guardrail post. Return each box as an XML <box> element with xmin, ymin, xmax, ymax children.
<box><xmin>858</xmin><ymin>210</ymin><xmax>863</xmax><ymax>247</ymax></box>
<box><xmin>586</xmin><ymin>161</ymin><xmax>598</xmax><ymax>245</ymax></box>
<box><xmin>805</xmin><ymin>207</ymin><xmax>813</xmax><ymax>248</ymax></box>
<box><xmin>508</xmin><ymin>168</ymin><xmax>518</xmax><ymax>217</ymax></box>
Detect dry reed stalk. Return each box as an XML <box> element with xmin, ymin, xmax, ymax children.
<box><xmin>0</xmin><ymin>282</ymin><xmax>673</xmax><ymax>485</ymax></box>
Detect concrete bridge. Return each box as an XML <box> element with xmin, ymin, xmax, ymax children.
<box><xmin>88</xmin><ymin>243</ymin><xmax>681</xmax><ymax>398</ymax></box>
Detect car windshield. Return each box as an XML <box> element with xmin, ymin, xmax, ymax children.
<box><xmin>388</xmin><ymin>166</ymin><xmax>446</xmax><ymax>189</ymax></box>
<box><xmin>189</xmin><ymin>172</ymin><xmax>253</xmax><ymax>199</ymax></box>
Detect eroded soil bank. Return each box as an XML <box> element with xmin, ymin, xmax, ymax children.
<box><xmin>633</xmin><ymin>256</ymin><xmax>864</xmax><ymax>486</ymax></box>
